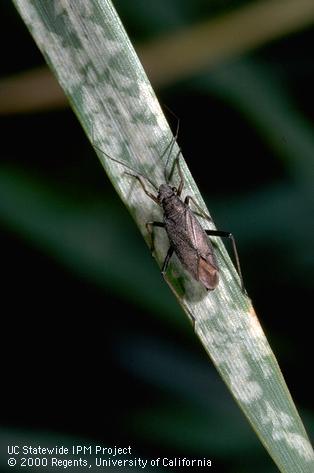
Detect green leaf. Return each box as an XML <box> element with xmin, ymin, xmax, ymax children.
<box><xmin>12</xmin><ymin>1</ymin><xmax>314</xmax><ymax>471</ymax></box>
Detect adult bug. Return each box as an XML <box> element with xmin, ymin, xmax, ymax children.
<box><xmin>94</xmin><ymin>133</ymin><xmax>244</xmax><ymax>291</ymax></box>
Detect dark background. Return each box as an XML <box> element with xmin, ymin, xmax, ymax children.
<box><xmin>1</xmin><ymin>1</ymin><xmax>313</xmax><ymax>472</ymax></box>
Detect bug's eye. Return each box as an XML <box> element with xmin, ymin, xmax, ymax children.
<box><xmin>172</xmin><ymin>186</ymin><xmax>177</xmax><ymax>193</ymax></box>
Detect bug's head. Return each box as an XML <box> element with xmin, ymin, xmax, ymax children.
<box><xmin>158</xmin><ymin>184</ymin><xmax>177</xmax><ymax>203</ymax></box>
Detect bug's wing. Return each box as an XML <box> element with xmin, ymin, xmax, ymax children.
<box><xmin>185</xmin><ymin>210</ymin><xmax>219</xmax><ymax>290</ymax></box>
<box><xmin>166</xmin><ymin>208</ymin><xmax>219</xmax><ymax>290</ymax></box>
<box><xmin>198</xmin><ymin>256</ymin><xmax>219</xmax><ymax>290</ymax></box>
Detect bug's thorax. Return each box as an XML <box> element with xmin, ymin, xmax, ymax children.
<box><xmin>157</xmin><ymin>184</ymin><xmax>175</xmax><ymax>203</ymax></box>
<box><xmin>157</xmin><ymin>184</ymin><xmax>185</xmax><ymax>218</ymax></box>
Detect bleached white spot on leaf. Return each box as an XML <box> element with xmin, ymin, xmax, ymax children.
<box><xmin>15</xmin><ymin>3</ymin><xmax>84</xmax><ymax>92</ymax></box>
<box><xmin>286</xmin><ymin>433</ymin><xmax>314</xmax><ymax>462</ymax></box>
<box><xmin>92</xmin><ymin>119</ymin><xmax>122</xmax><ymax>160</ymax></box>
<box><xmin>137</xmin><ymin>80</ymin><xmax>168</xmax><ymax>134</ymax></box>
<box><xmin>231</xmin><ymin>378</ymin><xmax>263</xmax><ymax>403</ymax></box>
<box><xmin>80</xmin><ymin>85</ymin><xmax>103</xmax><ymax>118</ymax></box>
<box><xmin>197</xmin><ymin>330</ymin><xmax>264</xmax><ymax>404</ymax></box>
<box><xmin>221</xmin><ymin>342</ymin><xmax>263</xmax><ymax>403</ymax></box>
<box><xmin>201</xmin><ymin>326</ymin><xmax>229</xmax><ymax>346</ymax></box>
<box><xmin>261</xmin><ymin>401</ymin><xmax>314</xmax><ymax>461</ymax></box>
<box><xmin>54</xmin><ymin>1</ymin><xmax>94</xmax><ymax>18</ymax></box>
<box><xmin>263</xmin><ymin>401</ymin><xmax>293</xmax><ymax>437</ymax></box>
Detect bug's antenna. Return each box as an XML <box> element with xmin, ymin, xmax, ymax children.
<box><xmin>161</xmin><ymin>105</ymin><xmax>181</xmax><ymax>184</ymax></box>
<box><xmin>91</xmin><ymin>125</ymin><xmax>158</xmax><ymax>191</ymax></box>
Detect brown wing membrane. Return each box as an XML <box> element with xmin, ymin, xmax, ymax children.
<box><xmin>198</xmin><ymin>256</ymin><xmax>219</xmax><ymax>291</ymax></box>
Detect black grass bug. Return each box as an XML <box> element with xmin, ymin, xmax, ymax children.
<box><xmin>93</xmin><ymin>129</ymin><xmax>244</xmax><ymax>292</ymax></box>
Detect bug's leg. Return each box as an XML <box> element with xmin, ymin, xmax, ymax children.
<box><xmin>162</xmin><ymin>121</ymin><xmax>180</xmax><ymax>168</ymax></box>
<box><xmin>205</xmin><ymin>230</ymin><xmax>245</xmax><ymax>293</ymax></box>
<box><xmin>146</xmin><ymin>221</ymin><xmax>164</xmax><ymax>254</ymax></box>
<box><xmin>125</xmin><ymin>172</ymin><xmax>159</xmax><ymax>204</ymax></box>
<box><xmin>146</xmin><ymin>223</ymin><xmax>174</xmax><ymax>276</ymax></box>
<box><xmin>167</xmin><ymin>150</ymin><xmax>184</xmax><ymax>195</ymax></box>
<box><xmin>184</xmin><ymin>195</ymin><xmax>212</xmax><ymax>222</ymax></box>
<box><xmin>161</xmin><ymin>246</ymin><xmax>174</xmax><ymax>275</ymax></box>
<box><xmin>191</xmin><ymin>315</ymin><xmax>196</xmax><ymax>332</ymax></box>
<box><xmin>162</xmin><ymin>115</ymin><xmax>181</xmax><ymax>169</ymax></box>
<box><xmin>162</xmin><ymin>106</ymin><xmax>180</xmax><ymax>172</ymax></box>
